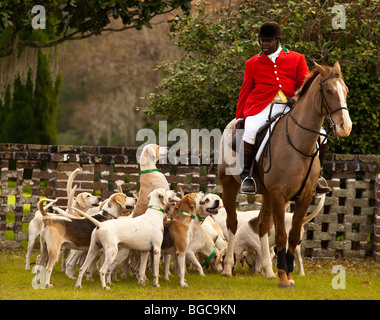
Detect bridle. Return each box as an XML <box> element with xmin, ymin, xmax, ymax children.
<box><xmin>286</xmin><ymin>73</ymin><xmax>348</xmax><ymax>157</ymax></box>
<box><xmin>284</xmin><ymin>73</ymin><xmax>348</xmax><ymax>200</ymax></box>
<box><xmin>319</xmin><ymin>74</ymin><xmax>349</xmax><ymax>137</ymax></box>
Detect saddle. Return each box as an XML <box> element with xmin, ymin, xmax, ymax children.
<box><xmin>230</xmin><ymin>111</ymin><xmax>285</xmax><ymax>158</ymax></box>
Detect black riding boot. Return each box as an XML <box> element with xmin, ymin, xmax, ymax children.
<box><xmin>316</xmin><ymin>144</ymin><xmax>332</xmax><ymax>194</ymax></box>
<box><xmin>240</xmin><ymin>142</ymin><xmax>257</xmax><ymax>194</ymax></box>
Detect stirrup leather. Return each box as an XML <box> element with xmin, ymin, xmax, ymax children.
<box><xmin>240</xmin><ymin>176</ymin><xmax>257</xmax><ymax>194</ymax></box>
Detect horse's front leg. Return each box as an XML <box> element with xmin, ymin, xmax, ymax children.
<box><xmin>220</xmin><ymin>175</ymin><xmax>240</xmax><ymax>278</ymax></box>
<box><xmin>287</xmin><ymin>191</ymin><xmax>314</xmax><ymax>285</ymax></box>
<box><xmin>258</xmin><ymin>196</ymin><xmax>277</xmax><ymax>279</ymax></box>
<box><xmin>270</xmin><ymin>189</ymin><xmax>291</xmax><ymax>287</ymax></box>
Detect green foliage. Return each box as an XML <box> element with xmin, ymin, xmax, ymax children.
<box><xmin>147</xmin><ymin>0</ymin><xmax>379</xmax><ymax>154</ymax></box>
<box><xmin>0</xmin><ymin>52</ymin><xmax>61</xmax><ymax>144</ymax></box>
<box><xmin>0</xmin><ymin>0</ymin><xmax>192</xmax><ymax>55</ymax></box>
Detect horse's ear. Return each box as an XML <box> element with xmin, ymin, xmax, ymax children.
<box><xmin>313</xmin><ymin>61</ymin><xmax>328</xmax><ymax>78</ymax></box>
<box><xmin>333</xmin><ymin>61</ymin><xmax>341</xmax><ymax>73</ymax></box>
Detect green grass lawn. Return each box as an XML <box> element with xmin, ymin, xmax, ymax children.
<box><xmin>0</xmin><ymin>250</ymin><xmax>379</xmax><ymax>300</ymax></box>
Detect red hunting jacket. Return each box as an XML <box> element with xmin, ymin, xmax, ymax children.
<box><xmin>235</xmin><ymin>46</ymin><xmax>310</xmax><ymax>119</ymax></box>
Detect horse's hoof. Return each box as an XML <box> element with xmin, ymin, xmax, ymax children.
<box><xmin>278</xmin><ymin>282</ymin><xmax>291</xmax><ymax>289</ymax></box>
<box><xmin>277</xmin><ymin>269</ymin><xmax>290</xmax><ymax>288</ymax></box>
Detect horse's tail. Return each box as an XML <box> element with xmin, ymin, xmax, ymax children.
<box><xmin>302</xmin><ymin>194</ymin><xmax>325</xmax><ymax>225</ymax></box>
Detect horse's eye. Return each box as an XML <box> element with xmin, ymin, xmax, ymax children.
<box><xmin>326</xmin><ymin>89</ymin><xmax>332</xmax><ymax>94</ymax></box>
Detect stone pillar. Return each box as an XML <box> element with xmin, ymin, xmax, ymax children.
<box><xmin>374</xmin><ymin>173</ymin><xmax>380</xmax><ymax>261</ymax></box>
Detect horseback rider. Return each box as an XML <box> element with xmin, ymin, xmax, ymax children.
<box><xmin>236</xmin><ymin>21</ymin><xmax>331</xmax><ymax>194</ymax></box>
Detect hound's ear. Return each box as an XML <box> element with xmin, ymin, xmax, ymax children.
<box><xmin>333</xmin><ymin>61</ymin><xmax>341</xmax><ymax>73</ymax></box>
<box><xmin>313</xmin><ymin>61</ymin><xmax>328</xmax><ymax>78</ymax></box>
<box><xmin>142</xmin><ymin>147</ymin><xmax>149</xmax><ymax>158</ymax></box>
<box><xmin>158</xmin><ymin>189</ymin><xmax>166</xmax><ymax>204</ymax></box>
<box><xmin>140</xmin><ymin>144</ymin><xmax>155</xmax><ymax>166</ymax></box>
<box><xmin>190</xmin><ymin>197</ymin><xmax>196</xmax><ymax>209</ymax></box>
<box><xmin>147</xmin><ymin>145</ymin><xmax>158</xmax><ymax>163</ymax></box>
<box><xmin>133</xmin><ymin>193</ymin><xmax>138</xmax><ymax>200</ymax></box>
<box><xmin>76</xmin><ymin>193</ymin><xmax>86</xmax><ymax>209</ymax></box>
<box><xmin>155</xmin><ymin>145</ymin><xmax>160</xmax><ymax>160</ymax></box>
<box><xmin>114</xmin><ymin>194</ymin><xmax>126</xmax><ymax>209</ymax></box>
<box><xmin>214</xmin><ymin>250</ymin><xmax>222</xmax><ymax>267</ymax></box>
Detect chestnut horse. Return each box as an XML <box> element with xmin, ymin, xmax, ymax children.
<box><xmin>218</xmin><ymin>61</ymin><xmax>352</xmax><ymax>287</ymax></box>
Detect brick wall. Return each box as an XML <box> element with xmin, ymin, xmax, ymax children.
<box><xmin>0</xmin><ymin>143</ymin><xmax>379</xmax><ymax>261</ymax></box>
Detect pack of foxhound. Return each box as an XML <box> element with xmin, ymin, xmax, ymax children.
<box><xmin>25</xmin><ymin>143</ymin><xmax>325</xmax><ymax>289</ymax></box>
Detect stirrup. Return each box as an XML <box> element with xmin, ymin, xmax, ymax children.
<box><xmin>240</xmin><ymin>176</ymin><xmax>257</xmax><ymax>194</ymax></box>
<box><xmin>316</xmin><ymin>176</ymin><xmax>332</xmax><ymax>194</ymax></box>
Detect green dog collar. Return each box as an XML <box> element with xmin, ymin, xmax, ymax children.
<box><xmin>179</xmin><ymin>211</ymin><xmax>195</xmax><ymax>219</ymax></box>
<box><xmin>148</xmin><ymin>205</ymin><xmax>165</xmax><ymax>213</ymax></box>
<box><xmin>201</xmin><ymin>247</ymin><xmax>217</xmax><ymax>267</ymax></box>
<box><xmin>140</xmin><ymin>168</ymin><xmax>159</xmax><ymax>174</ymax></box>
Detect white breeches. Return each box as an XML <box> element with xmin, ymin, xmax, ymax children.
<box><xmin>243</xmin><ymin>103</ymin><xmax>290</xmax><ymax>144</ymax></box>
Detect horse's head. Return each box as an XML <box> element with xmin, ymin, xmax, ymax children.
<box><xmin>313</xmin><ymin>61</ymin><xmax>352</xmax><ymax>137</ymax></box>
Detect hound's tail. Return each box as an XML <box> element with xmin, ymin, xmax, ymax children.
<box><xmin>71</xmin><ymin>207</ymin><xmax>102</xmax><ymax>228</ymax></box>
<box><xmin>53</xmin><ymin>206</ymin><xmax>80</xmax><ymax>220</ymax></box>
<box><xmin>67</xmin><ymin>168</ymin><xmax>80</xmax><ymax>198</ymax></box>
<box><xmin>42</xmin><ymin>198</ymin><xmax>58</xmax><ymax>211</ymax></box>
<box><xmin>179</xmin><ymin>185</ymin><xmax>185</xmax><ymax>198</ymax></box>
<box><xmin>38</xmin><ymin>199</ymin><xmax>72</xmax><ymax>222</ymax></box>
<box><xmin>302</xmin><ymin>194</ymin><xmax>326</xmax><ymax>225</ymax></box>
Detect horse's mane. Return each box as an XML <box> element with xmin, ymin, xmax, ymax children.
<box><xmin>297</xmin><ymin>65</ymin><xmax>342</xmax><ymax>99</ymax></box>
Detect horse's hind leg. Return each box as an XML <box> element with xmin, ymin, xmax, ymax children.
<box><xmin>220</xmin><ymin>174</ymin><xmax>240</xmax><ymax>278</ymax></box>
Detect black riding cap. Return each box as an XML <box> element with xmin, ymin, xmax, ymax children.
<box><xmin>258</xmin><ymin>21</ymin><xmax>282</xmax><ymax>40</ymax></box>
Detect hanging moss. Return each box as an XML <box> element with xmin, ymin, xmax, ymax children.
<box><xmin>0</xmin><ymin>51</ymin><xmax>61</xmax><ymax>144</ymax></box>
